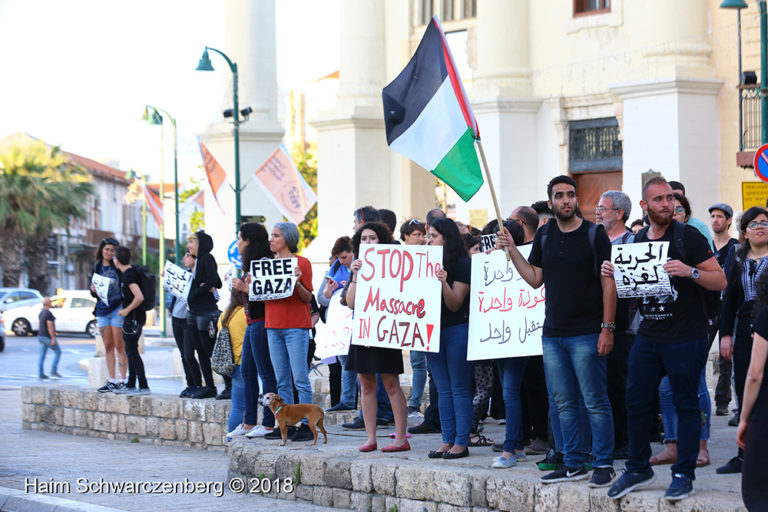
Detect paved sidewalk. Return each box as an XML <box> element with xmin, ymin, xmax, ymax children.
<box><xmin>0</xmin><ymin>387</ymin><xmax>344</xmax><ymax>512</ymax></box>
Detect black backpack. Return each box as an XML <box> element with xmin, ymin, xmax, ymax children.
<box><xmin>134</xmin><ymin>265</ymin><xmax>157</xmax><ymax>311</ymax></box>
<box><xmin>635</xmin><ymin>221</ymin><xmax>720</xmax><ymax>320</ymax></box>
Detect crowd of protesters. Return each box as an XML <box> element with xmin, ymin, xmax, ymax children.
<box><xmin>74</xmin><ymin>173</ymin><xmax>768</xmax><ymax>508</ymax></box>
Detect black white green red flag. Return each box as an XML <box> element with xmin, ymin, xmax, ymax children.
<box><xmin>382</xmin><ymin>16</ymin><xmax>483</xmax><ymax>202</ymax></box>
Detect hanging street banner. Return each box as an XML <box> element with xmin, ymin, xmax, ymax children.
<box><xmin>611</xmin><ymin>242</ymin><xmax>672</xmax><ymax>298</ymax></box>
<box><xmin>316</xmin><ymin>293</ymin><xmax>354</xmax><ymax>359</ymax></box>
<box><xmin>162</xmin><ymin>261</ymin><xmax>192</xmax><ymax>299</ymax></box>
<box><xmin>253</xmin><ymin>145</ymin><xmax>317</xmax><ymax>225</ymax></box>
<box><xmin>467</xmin><ymin>247</ymin><xmax>545</xmax><ymax>360</ymax></box>
<box><xmin>91</xmin><ymin>273</ymin><xmax>113</xmax><ymax>305</ymax></box>
<box><xmin>352</xmin><ymin>244</ymin><xmax>443</xmax><ymax>353</ymax></box>
<box><xmin>249</xmin><ymin>257</ymin><xmax>298</xmax><ymax>301</ymax></box>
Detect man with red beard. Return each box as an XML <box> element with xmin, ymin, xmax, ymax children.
<box><xmin>604</xmin><ymin>177</ymin><xmax>726</xmax><ymax>502</ymax></box>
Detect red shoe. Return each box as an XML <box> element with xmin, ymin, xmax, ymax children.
<box><xmin>382</xmin><ymin>441</ymin><xmax>411</xmax><ymax>453</ymax></box>
<box><xmin>358</xmin><ymin>442</ymin><xmax>378</xmax><ymax>452</ymax></box>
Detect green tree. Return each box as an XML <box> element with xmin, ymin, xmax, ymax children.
<box><xmin>292</xmin><ymin>149</ymin><xmax>317</xmax><ymax>253</ymax></box>
<box><xmin>0</xmin><ymin>141</ymin><xmax>93</xmax><ymax>290</ymax></box>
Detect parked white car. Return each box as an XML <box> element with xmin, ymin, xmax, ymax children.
<box><xmin>0</xmin><ymin>287</ymin><xmax>43</xmax><ymax>313</ymax></box>
<box><xmin>4</xmin><ymin>291</ymin><xmax>98</xmax><ymax>338</ymax></box>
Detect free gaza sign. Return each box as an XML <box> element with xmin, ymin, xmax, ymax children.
<box><xmin>352</xmin><ymin>244</ymin><xmax>442</xmax><ymax>353</ymax></box>
<box><xmin>249</xmin><ymin>257</ymin><xmax>298</xmax><ymax>301</ymax></box>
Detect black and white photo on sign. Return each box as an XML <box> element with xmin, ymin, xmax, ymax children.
<box><xmin>162</xmin><ymin>261</ymin><xmax>193</xmax><ymax>299</ymax></box>
<box><xmin>249</xmin><ymin>257</ymin><xmax>298</xmax><ymax>301</ymax></box>
<box><xmin>91</xmin><ymin>273</ymin><xmax>112</xmax><ymax>304</ymax></box>
<box><xmin>480</xmin><ymin>234</ymin><xmax>497</xmax><ymax>253</ymax></box>
<box><xmin>611</xmin><ymin>241</ymin><xmax>672</xmax><ymax>298</ymax></box>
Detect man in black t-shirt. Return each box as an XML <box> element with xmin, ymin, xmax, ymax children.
<box><xmin>113</xmin><ymin>246</ymin><xmax>150</xmax><ymax>394</ymax></box>
<box><xmin>604</xmin><ymin>177</ymin><xmax>726</xmax><ymax>502</ymax></box>
<box><xmin>37</xmin><ymin>298</ymin><xmax>62</xmax><ymax>379</ymax></box>
<box><xmin>498</xmin><ymin>175</ymin><xmax>617</xmax><ymax>488</ymax></box>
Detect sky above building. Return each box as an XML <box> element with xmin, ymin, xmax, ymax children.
<box><xmin>0</xmin><ymin>0</ymin><xmax>339</xmax><ymax>185</ymax></box>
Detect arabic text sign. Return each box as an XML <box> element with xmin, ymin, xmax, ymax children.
<box><xmin>612</xmin><ymin>242</ymin><xmax>671</xmax><ymax>298</ymax></box>
<box><xmin>91</xmin><ymin>273</ymin><xmax>112</xmax><ymax>304</ymax></box>
<box><xmin>467</xmin><ymin>247</ymin><xmax>545</xmax><ymax>360</ymax></box>
<box><xmin>352</xmin><ymin>244</ymin><xmax>442</xmax><ymax>353</ymax></box>
<box><xmin>316</xmin><ymin>293</ymin><xmax>354</xmax><ymax>359</ymax></box>
<box><xmin>249</xmin><ymin>257</ymin><xmax>298</xmax><ymax>301</ymax></box>
<box><xmin>162</xmin><ymin>261</ymin><xmax>192</xmax><ymax>299</ymax></box>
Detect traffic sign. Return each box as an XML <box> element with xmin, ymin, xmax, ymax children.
<box><xmin>227</xmin><ymin>240</ymin><xmax>242</xmax><ymax>269</ymax></box>
<box><xmin>753</xmin><ymin>144</ymin><xmax>768</xmax><ymax>183</ymax></box>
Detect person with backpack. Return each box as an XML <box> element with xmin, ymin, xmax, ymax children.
<box><xmin>186</xmin><ymin>231</ymin><xmax>223</xmax><ymax>400</ymax></box>
<box><xmin>603</xmin><ymin>177</ymin><xmax>726</xmax><ymax>502</ymax></box>
<box><xmin>90</xmin><ymin>237</ymin><xmax>129</xmax><ymax>393</ymax></box>
<box><xmin>113</xmin><ymin>246</ymin><xmax>150</xmax><ymax>395</ymax></box>
<box><xmin>219</xmin><ymin>288</ymin><xmax>247</xmax><ymax>435</ymax></box>
<box><xmin>716</xmin><ymin>206</ymin><xmax>768</xmax><ymax>475</ymax></box>
<box><xmin>497</xmin><ymin>175</ymin><xmax>616</xmax><ymax>488</ymax></box>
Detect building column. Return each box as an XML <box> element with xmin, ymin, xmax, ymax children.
<box><xmin>306</xmin><ymin>0</ymin><xmax>390</xmax><ymax>259</ymax></box>
<box><xmin>202</xmin><ymin>0</ymin><xmax>284</xmax><ymax>267</ymax></box>
<box><xmin>609</xmin><ymin>78</ymin><xmax>723</xmax><ymax>220</ymax></box>
<box><xmin>458</xmin><ymin>0</ymin><xmax>542</xmax><ymax>224</ymax></box>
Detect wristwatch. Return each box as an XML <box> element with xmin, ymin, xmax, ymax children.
<box><xmin>690</xmin><ymin>267</ymin><xmax>700</xmax><ymax>280</ymax></box>
<box><xmin>601</xmin><ymin>322</ymin><xmax>616</xmax><ymax>332</ymax></box>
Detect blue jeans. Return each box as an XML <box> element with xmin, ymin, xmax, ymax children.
<box><xmin>497</xmin><ymin>357</ymin><xmax>528</xmax><ymax>453</ymax></box>
<box><xmin>426</xmin><ymin>323</ymin><xmax>473</xmax><ymax>447</ymax></box>
<box><xmin>542</xmin><ymin>334</ymin><xmax>614</xmax><ymax>468</ymax></box>
<box><xmin>37</xmin><ymin>336</ymin><xmax>61</xmax><ymax>376</ymax></box>
<box><xmin>409</xmin><ymin>350</ymin><xmax>427</xmax><ymax>409</ymax></box>
<box><xmin>267</xmin><ymin>328</ymin><xmax>313</xmax><ymax>414</ymax></box>
<box><xmin>337</xmin><ymin>354</ymin><xmax>358</xmax><ymax>407</ymax></box>
<box><xmin>659</xmin><ymin>369</ymin><xmax>711</xmax><ymax>441</ymax></box>
<box><xmin>229</xmin><ymin>365</ymin><xmax>245</xmax><ymax>433</ymax></box>
<box><xmin>548</xmin><ymin>393</ymin><xmax>591</xmax><ymax>455</ymax></box>
<box><xmin>243</xmin><ymin>322</ymin><xmax>277</xmax><ymax>427</ymax></box>
<box><xmin>626</xmin><ymin>334</ymin><xmax>709</xmax><ymax>480</ymax></box>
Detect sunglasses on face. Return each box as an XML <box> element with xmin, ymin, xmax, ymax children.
<box><xmin>674</xmin><ymin>206</ymin><xmax>686</xmax><ymax>214</ymax></box>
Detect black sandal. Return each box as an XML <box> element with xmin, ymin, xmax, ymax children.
<box><xmin>469</xmin><ymin>434</ymin><xmax>494</xmax><ymax>447</ymax></box>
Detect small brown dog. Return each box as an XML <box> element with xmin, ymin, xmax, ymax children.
<box><xmin>258</xmin><ymin>392</ymin><xmax>327</xmax><ymax>446</ymax></box>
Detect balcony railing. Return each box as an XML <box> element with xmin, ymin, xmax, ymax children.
<box><xmin>741</xmin><ymin>84</ymin><xmax>761</xmax><ymax>151</ymax></box>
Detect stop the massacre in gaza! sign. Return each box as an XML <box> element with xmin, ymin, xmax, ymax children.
<box><xmin>352</xmin><ymin>244</ymin><xmax>443</xmax><ymax>353</ymax></box>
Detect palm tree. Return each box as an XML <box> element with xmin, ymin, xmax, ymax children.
<box><xmin>0</xmin><ymin>140</ymin><xmax>94</xmax><ymax>290</ymax></box>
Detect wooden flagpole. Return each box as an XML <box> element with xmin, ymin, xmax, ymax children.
<box><xmin>475</xmin><ymin>139</ymin><xmax>510</xmax><ymax>259</ymax></box>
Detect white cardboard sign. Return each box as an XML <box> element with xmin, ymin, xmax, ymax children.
<box><xmin>249</xmin><ymin>257</ymin><xmax>298</xmax><ymax>301</ymax></box>
<box><xmin>352</xmin><ymin>244</ymin><xmax>443</xmax><ymax>353</ymax></box>
<box><xmin>91</xmin><ymin>273</ymin><xmax>113</xmax><ymax>305</ymax></box>
<box><xmin>315</xmin><ymin>293</ymin><xmax>354</xmax><ymax>359</ymax></box>
<box><xmin>467</xmin><ymin>247</ymin><xmax>545</xmax><ymax>360</ymax></box>
<box><xmin>162</xmin><ymin>261</ymin><xmax>193</xmax><ymax>299</ymax></box>
<box><xmin>611</xmin><ymin>242</ymin><xmax>671</xmax><ymax>298</ymax></box>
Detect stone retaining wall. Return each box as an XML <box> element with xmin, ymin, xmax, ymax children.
<box><xmin>21</xmin><ymin>385</ymin><xmax>359</xmax><ymax>450</ymax></box>
<box><xmin>227</xmin><ymin>441</ymin><xmax>744</xmax><ymax>512</ymax></box>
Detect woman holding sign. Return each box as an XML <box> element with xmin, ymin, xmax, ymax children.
<box><xmin>426</xmin><ymin>218</ymin><xmax>474</xmax><ymax>460</ymax></box>
<box><xmin>229</xmin><ymin>223</ymin><xmax>278</xmax><ymax>438</ymax></box>
<box><xmin>263</xmin><ymin>222</ymin><xmax>316</xmax><ymax>443</ymax></box>
<box><xmin>90</xmin><ymin>238</ymin><xmax>129</xmax><ymax>393</ymax></box>
<box><xmin>345</xmin><ymin>222</ymin><xmax>411</xmax><ymax>453</ymax></box>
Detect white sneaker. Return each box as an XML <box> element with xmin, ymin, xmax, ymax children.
<box><xmin>244</xmin><ymin>425</ymin><xmax>272</xmax><ymax>438</ymax></box>
<box><xmin>227</xmin><ymin>424</ymin><xmax>251</xmax><ymax>437</ymax></box>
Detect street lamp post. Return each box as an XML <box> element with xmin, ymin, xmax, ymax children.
<box><xmin>196</xmin><ymin>47</ymin><xmax>241</xmax><ymax>235</ymax></box>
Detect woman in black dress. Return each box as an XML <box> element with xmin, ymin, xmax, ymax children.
<box><xmin>344</xmin><ymin>222</ymin><xmax>410</xmax><ymax>453</ymax></box>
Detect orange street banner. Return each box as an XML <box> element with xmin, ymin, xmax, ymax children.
<box><xmin>253</xmin><ymin>145</ymin><xmax>317</xmax><ymax>225</ymax></box>
<box><xmin>198</xmin><ymin>139</ymin><xmax>227</xmax><ymax>212</ymax></box>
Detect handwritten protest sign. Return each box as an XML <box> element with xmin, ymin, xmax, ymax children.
<box><xmin>91</xmin><ymin>273</ymin><xmax>113</xmax><ymax>304</ymax></box>
<box><xmin>612</xmin><ymin>242</ymin><xmax>671</xmax><ymax>298</ymax></box>
<box><xmin>467</xmin><ymin>247</ymin><xmax>545</xmax><ymax>360</ymax></box>
<box><xmin>352</xmin><ymin>244</ymin><xmax>442</xmax><ymax>353</ymax></box>
<box><xmin>316</xmin><ymin>293</ymin><xmax>354</xmax><ymax>359</ymax></box>
<box><xmin>162</xmin><ymin>261</ymin><xmax>192</xmax><ymax>299</ymax></box>
<box><xmin>480</xmin><ymin>234</ymin><xmax>496</xmax><ymax>253</ymax></box>
<box><xmin>249</xmin><ymin>257</ymin><xmax>298</xmax><ymax>301</ymax></box>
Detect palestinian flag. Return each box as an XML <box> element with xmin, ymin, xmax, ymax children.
<box><xmin>382</xmin><ymin>16</ymin><xmax>483</xmax><ymax>202</ymax></box>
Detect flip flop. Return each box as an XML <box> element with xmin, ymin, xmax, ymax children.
<box><xmin>696</xmin><ymin>450</ymin><xmax>710</xmax><ymax>467</ymax></box>
<box><xmin>649</xmin><ymin>450</ymin><xmax>677</xmax><ymax>465</ymax></box>
<box><xmin>469</xmin><ymin>434</ymin><xmax>494</xmax><ymax>447</ymax></box>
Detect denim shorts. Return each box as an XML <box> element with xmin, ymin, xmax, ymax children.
<box><xmin>96</xmin><ymin>307</ymin><xmax>123</xmax><ymax>328</ymax></box>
